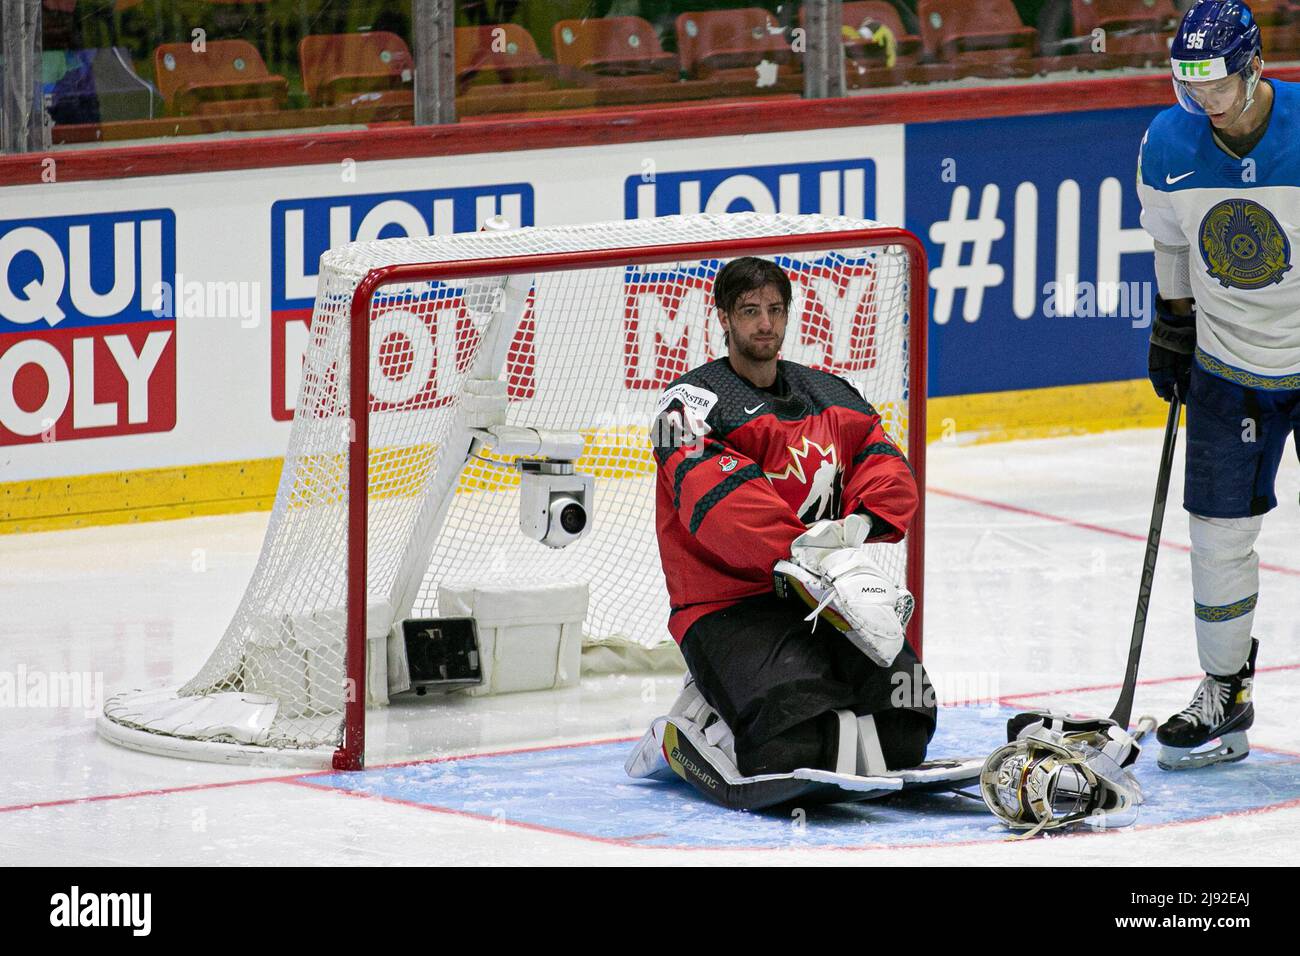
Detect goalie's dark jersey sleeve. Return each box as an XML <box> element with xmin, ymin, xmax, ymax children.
<box><xmin>653</xmin><ymin>358</ymin><xmax>917</xmax><ymax>643</ymax></box>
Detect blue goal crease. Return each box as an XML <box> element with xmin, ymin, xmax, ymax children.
<box><xmin>305</xmin><ymin>705</ymin><xmax>1300</xmax><ymax>850</ymax></box>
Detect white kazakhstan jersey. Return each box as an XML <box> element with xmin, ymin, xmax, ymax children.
<box><xmin>1138</xmin><ymin>79</ymin><xmax>1300</xmax><ymax>390</ymax></box>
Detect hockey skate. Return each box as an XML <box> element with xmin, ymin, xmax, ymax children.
<box><xmin>1157</xmin><ymin>639</ymin><xmax>1257</xmax><ymax>771</ymax></box>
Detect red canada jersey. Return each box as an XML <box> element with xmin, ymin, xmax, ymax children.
<box><xmin>652</xmin><ymin>358</ymin><xmax>917</xmax><ymax>643</ymax></box>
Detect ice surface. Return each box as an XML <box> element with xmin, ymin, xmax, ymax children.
<box><xmin>2</xmin><ymin>428</ymin><xmax>1297</xmax><ymax>865</ymax></box>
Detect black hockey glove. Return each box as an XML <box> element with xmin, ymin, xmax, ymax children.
<box><xmin>1148</xmin><ymin>297</ymin><xmax>1196</xmax><ymax>402</ymax></box>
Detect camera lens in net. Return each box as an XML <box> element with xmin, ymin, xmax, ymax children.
<box><xmin>559</xmin><ymin>502</ymin><xmax>587</xmax><ymax>534</ymax></box>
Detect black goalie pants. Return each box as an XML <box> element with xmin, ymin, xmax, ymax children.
<box><xmin>679</xmin><ymin>591</ymin><xmax>937</xmax><ymax>778</ymax></box>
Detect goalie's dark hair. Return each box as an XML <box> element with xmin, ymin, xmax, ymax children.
<box><xmin>713</xmin><ymin>257</ymin><xmax>792</xmax><ymax>317</ymax></box>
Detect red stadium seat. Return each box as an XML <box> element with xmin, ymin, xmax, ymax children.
<box><xmin>454</xmin><ymin>24</ymin><xmax>561</xmax><ymax>112</ymax></box>
<box><xmin>455</xmin><ymin>24</ymin><xmax>558</xmax><ymax>88</ymax></box>
<box><xmin>1249</xmin><ymin>1</ymin><xmax>1300</xmax><ymax>59</ymax></box>
<box><xmin>917</xmin><ymin>0</ymin><xmax>1038</xmax><ymax>77</ymax></box>
<box><xmin>1250</xmin><ymin>0</ymin><xmax>1299</xmax><ymax>21</ymax></box>
<box><xmin>548</xmin><ymin>16</ymin><xmax>721</xmax><ymax>108</ymax></box>
<box><xmin>674</xmin><ymin>7</ymin><xmax>800</xmax><ymax>87</ymax></box>
<box><xmin>551</xmin><ymin>16</ymin><xmax>678</xmax><ymax>79</ymax></box>
<box><xmin>1070</xmin><ymin>0</ymin><xmax>1173</xmax><ymax>66</ymax></box>
<box><xmin>299</xmin><ymin>32</ymin><xmax>414</xmax><ymax>108</ymax></box>
<box><xmin>153</xmin><ymin>39</ymin><xmax>288</xmax><ymax>116</ymax></box>
<box><xmin>1071</xmin><ymin>0</ymin><xmax>1173</xmax><ymax>34</ymax></box>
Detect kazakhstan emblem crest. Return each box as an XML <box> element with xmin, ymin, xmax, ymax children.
<box><xmin>1198</xmin><ymin>198</ymin><xmax>1292</xmax><ymax>291</ymax></box>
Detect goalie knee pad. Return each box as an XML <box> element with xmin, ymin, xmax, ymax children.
<box><xmin>833</xmin><ymin>710</ymin><xmax>889</xmax><ymax>776</ymax></box>
<box><xmin>833</xmin><ymin>710</ymin><xmax>931</xmax><ymax>774</ymax></box>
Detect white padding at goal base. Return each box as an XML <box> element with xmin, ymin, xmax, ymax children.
<box><xmin>96</xmin><ymin>691</ymin><xmax>336</xmax><ymax>768</ymax></box>
<box><xmin>581</xmin><ymin>638</ymin><xmax>686</xmax><ymax>675</ymax></box>
<box><xmin>438</xmin><ymin>581</ymin><xmax>588</xmax><ymax>696</ymax></box>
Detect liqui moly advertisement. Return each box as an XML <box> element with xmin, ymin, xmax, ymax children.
<box><xmin>0</xmin><ymin>210</ymin><xmax>177</xmax><ymax>446</ymax></box>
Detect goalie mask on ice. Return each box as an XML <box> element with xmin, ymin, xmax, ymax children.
<box><xmin>980</xmin><ymin>713</ymin><xmax>1148</xmax><ymax>836</ymax></box>
<box><xmin>773</xmin><ymin>514</ymin><xmax>914</xmax><ymax>668</ymax></box>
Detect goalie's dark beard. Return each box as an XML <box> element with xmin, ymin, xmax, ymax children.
<box><xmin>732</xmin><ymin>329</ymin><xmax>784</xmax><ymax>364</ymax></box>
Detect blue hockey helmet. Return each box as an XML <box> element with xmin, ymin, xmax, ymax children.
<box><xmin>1170</xmin><ymin>1</ymin><xmax>1263</xmax><ymax>117</ymax></box>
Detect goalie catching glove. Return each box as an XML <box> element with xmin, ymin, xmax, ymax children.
<box><xmin>773</xmin><ymin>515</ymin><xmax>914</xmax><ymax>668</ymax></box>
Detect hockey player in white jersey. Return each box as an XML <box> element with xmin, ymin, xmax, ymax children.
<box><xmin>1137</xmin><ymin>0</ymin><xmax>1297</xmax><ymax>770</ymax></box>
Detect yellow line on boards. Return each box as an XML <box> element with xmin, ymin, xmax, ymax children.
<box><xmin>0</xmin><ymin>458</ymin><xmax>285</xmax><ymax>534</ymax></box>
<box><xmin>926</xmin><ymin>378</ymin><xmax>1167</xmax><ymax>445</ymax></box>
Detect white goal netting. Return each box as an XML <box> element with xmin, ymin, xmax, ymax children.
<box><xmin>99</xmin><ymin>212</ymin><xmax>920</xmax><ymax>766</ymax></box>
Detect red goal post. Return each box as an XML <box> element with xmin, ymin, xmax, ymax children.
<box><xmin>338</xmin><ymin>223</ymin><xmax>928</xmax><ymax>769</ymax></box>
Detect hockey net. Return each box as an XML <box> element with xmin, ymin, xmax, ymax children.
<box><xmin>98</xmin><ymin>213</ymin><xmax>926</xmax><ymax>769</ymax></box>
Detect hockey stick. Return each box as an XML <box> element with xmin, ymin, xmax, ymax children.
<box><xmin>1006</xmin><ymin>395</ymin><xmax>1181</xmax><ymax>743</ymax></box>
<box><xmin>976</xmin><ymin>403</ymin><xmax>1183</xmax><ymax>820</ymax></box>
<box><xmin>1109</xmin><ymin>394</ymin><xmax>1182</xmax><ymax>728</ymax></box>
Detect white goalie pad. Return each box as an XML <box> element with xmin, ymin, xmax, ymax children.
<box><xmin>626</xmin><ymin>713</ymin><xmax>904</xmax><ymax>809</ymax></box>
<box><xmin>627</xmin><ymin>683</ymin><xmax>981</xmax><ymax>810</ymax></box>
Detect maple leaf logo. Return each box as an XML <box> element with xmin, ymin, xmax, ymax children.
<box><xmin>765</xmin><ymin>437</ymin><xmax>843</xmax><ymax>522</ymax></box>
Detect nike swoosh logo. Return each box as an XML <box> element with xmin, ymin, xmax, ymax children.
<box><xmin>1166</xmin><ymin>171</ymin><xmax>1195</xmax><ymax>184</ymax></box>
<box><xmin>744</xmin><ymin>403</ymin><xmax>766</xmax><ymax>414</ymax></box>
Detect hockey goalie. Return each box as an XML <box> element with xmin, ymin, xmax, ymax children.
<box><xmin>626</xmin><ymin>256</ymin><xmax>977</xmax><ymax>809</ymax></box>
